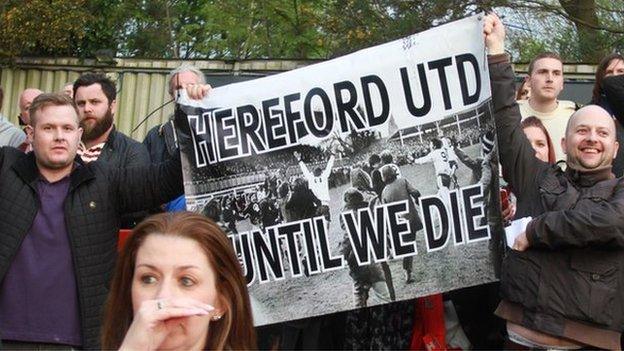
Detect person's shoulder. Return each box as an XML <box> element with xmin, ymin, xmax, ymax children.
<box><xmin>517</xmin><ymin>99</ymin><xmax>533</xmax><ymax>116</ymax></box>
<box><xmin>557</xmin><ymin>100</ymin><xmax>578</xmax><ymax>113</ymax></box>
<box><xmin>110</xmin><ymin>129</ymin><xmax>149</xmax><ymax>162</ymax></box>
<box><xmin>112</xmin><ymin>129</ymin><xmax>143</xmax><ymax>146</ymax></box>
<box><xmin>0</xmin><ymin>145</ymin><xmax>25</xmax><ymax>160</ymax></box>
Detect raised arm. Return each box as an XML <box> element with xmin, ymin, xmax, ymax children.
<box><xmin>484</xmin><ymin>13</ymin><xmax>546</xmax><ymax>195</ymax></box>
<box><xmin>112</xmin><ymin>151</ymin><xmax>184</xmax><ymax>213</ymax></box>
<box><xmin>321</xmin><ymin>155</ymin><xmax>335</xmax><ymax>178</ymax></box>
<box><xmin>294</xmin><ymin>151</ymin><xmax>312</xmax><ymax>178</ymax></box>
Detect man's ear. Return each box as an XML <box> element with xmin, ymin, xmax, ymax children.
<box><xmin>561</xmin><ymin>137</ymin><xmax>567</xmax><ymax>155</ymax></box>
<box><xmin>110</xmin><ymin>99</ymin><xmax>117</xmax><ymax>116</ymax></box>
<box><xmin>614</xmin><ymin>141</ymin><xmax>619</xmax><ymax>160</ymax></box>
<box><xmin>25</xmin><ymin>125</ymin><xmax>34</xmax><ymax>144</ymax></box>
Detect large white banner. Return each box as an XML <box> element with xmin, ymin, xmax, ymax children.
<box><xmin>175</xmin><ymin>14</ymin><xmax>500</xmax><ymax>326</ymax></box>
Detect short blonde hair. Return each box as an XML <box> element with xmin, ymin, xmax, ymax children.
<box><xmin>29</xmin><ymin>93</ymin><xmax>80</xmax><ymax>126</ymax></box>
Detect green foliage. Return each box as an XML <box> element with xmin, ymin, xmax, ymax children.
<box><xmin>0</xmin><ymin>0</ymin><xmax>91</xmax><ymax>58</ymax></box>
<box><xmin>502</xmin><ymin>0</ymin><xmax>624</xmax><ymax>62</ymax></box>
<box><xmin>1</xmin><ymin>0</ymin><xmax>623</xmax><ymax>62</ymax></box>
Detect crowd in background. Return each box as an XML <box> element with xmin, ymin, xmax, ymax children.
<box><xmin>0</xmin><ymin>14</ymin><xmax>623</xmax><ymax>350</ymax></box>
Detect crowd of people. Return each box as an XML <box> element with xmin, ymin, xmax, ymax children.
<box><xmin>0</xmin><ymin>13</ymin><xmax>622</xmax><ymax>351</ymax></box>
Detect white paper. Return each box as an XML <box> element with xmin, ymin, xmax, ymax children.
<box><xmin>505</xmin><ymin>217</ymin><xmax>532</xmax><ymax>248</ymax></box>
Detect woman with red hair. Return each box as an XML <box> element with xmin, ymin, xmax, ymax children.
<box><xmin>101</xmin><ymin>212</ymin><xmax>256</xmax><ymax>350</ymax></box>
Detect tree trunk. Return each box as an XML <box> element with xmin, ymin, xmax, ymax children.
<box><xmin>559</xmin><ymin>0</ymin><xmax>606</xmax><ymax>62</ymax></box>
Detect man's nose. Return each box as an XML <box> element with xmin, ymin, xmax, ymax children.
<box><xmin>587</xmin><ymin>130</ymin><xmax>598</xmax><ymax>141</ymax></box>
<box><xmin>53</xmin><ymin>128</ymin><xmax>65</xmax><ymax>140</ymax></box>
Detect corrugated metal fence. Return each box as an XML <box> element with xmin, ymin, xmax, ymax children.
<box><xmin>0</xmin><ymin>57</ymin><xmax>596</xmax><ymax>142</ymax></box>
<box><xmin>0</xmin><ymin>57</ymin><xmax>316</xmax><ymax>141</ymax></box>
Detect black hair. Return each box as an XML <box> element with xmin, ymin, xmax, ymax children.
<box><xmin>73</xmin><ymin>73</ymin><xmax>116</xmax><ymax>103</ymax></box>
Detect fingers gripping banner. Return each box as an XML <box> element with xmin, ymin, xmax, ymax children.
<box><xmin>175</xmin><ymin>14</ymin><xmax>500</xmax><ymax>326</ymax></box>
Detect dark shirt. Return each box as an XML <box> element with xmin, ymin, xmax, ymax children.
<box><xmin>0</xmin><ymin>175</ymin><xmax>81</xmax><ymax>346</ymax></box>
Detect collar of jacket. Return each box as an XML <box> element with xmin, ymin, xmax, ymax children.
<box><xmin>102</xmin><ymin>125</ymin><xmax>118</xmax><ymax>151</ymax></box>
<box><xmin>12</xmin><ymin>152</ymin><xmax>95</xmax><ymax>191</ymax></box>
<box><xmin>564</xmin><ymin>164</ymin><xmax>614</xmax><ymax>187</ymax></box>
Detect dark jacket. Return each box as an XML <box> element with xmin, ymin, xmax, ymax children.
<box><xmin>591</xmin><ymin>74</ymin><xmax>624</xmax><ymax>177</ymax></box>
<box><xmin>99</xmin><ymin>127</ymin><xmax>151</xmax><ymax>228</ymax></box>
<box><xmin>490</xmin><ymin>54</ymin><xmax>624</xmax><ymax>349</ymax></box>
<box><xmin>143</xmin><ymin>119</ymin><xmax>177</xmax><ymax>164</ymax></box>
<box><xmin>0</xmin><ymin>147</ymin><xmax>183</xmax><ymax>349</ymax></box>
<box><xmin>98</xmin><ymin>126</ymin><xmax>150</xmax><ymax>168</ymax></box>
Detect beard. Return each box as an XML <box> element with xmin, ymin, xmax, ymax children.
<box><xmin>81</xmin><ymin>107</ymin><xmax>114</xmax><ymax>142</ymax></box>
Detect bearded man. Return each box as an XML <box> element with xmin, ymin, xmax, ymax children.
<box><xmin>73</xmin><ymin>73</ymin><xmax>150</xmax><ymax>227</ymax></box>
<box><xmin>73</xmin><ymin>73</ymin><xmax>149</xmax><ymax>167</ymax></box>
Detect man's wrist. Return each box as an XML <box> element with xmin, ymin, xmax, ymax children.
<box><xmin>488</xmin><ymin>44</ymin><xmax>505</xmax><ymax>56</ymax></box>
<box><xmin>487</xmin><ymin>53</ymin><xmax>510</xmax><ymax>65</ymax></box>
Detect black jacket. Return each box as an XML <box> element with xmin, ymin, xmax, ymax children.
<box><xmin>98</xmin><ymin>127</ymin><xmax>151</xmax><ymax>228</ymax></box>
<box><xmin>0</xmin><ymin>147</ymin><xmax>182</xmax><ymax>349</ymax></box>
<box><xmin>490</xmin><ymin>54</ymin><xmax>623</xmax><ymax>349</ymax></box>
<box><xmin>143</xmin><ymin>119</ymin><xmax>177</xmax><ymax>164</ymax></box>
<box><xmin>98</xmin><ymin>126</ymin><xmax>149</xmax><ymax>168</ymax></box>
<box><xmin>592</xmin><ymin>74</ymin><xmax>624</xmax><ymax>177</ymax></box>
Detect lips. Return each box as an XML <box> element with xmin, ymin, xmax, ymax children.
<box><xmin>579</xmin><ymin>144</ymin><xmax>602</xmax><ymax>156</ymax></box>
<box><xmin>51</xmin><ymin>145</ymin><xmax>68</xmax><ymax>152</ymax></box>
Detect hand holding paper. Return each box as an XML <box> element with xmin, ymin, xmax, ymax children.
<box><xmin>505</xmin><ymin>217</ymin><xmax>532</xmax><ymax>251</ymax></box>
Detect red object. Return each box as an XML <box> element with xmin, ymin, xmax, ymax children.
<box><xmin>118</xmin><ymin>229</ymin><xmax>132</xmax><ymax>251</ymax></box>
<box><xmin>500</xmin><ymin>188</ymin><xmax>510</xmax><ymax>211</ymax></box>
<box><xmin>410</xmin><ymin>294</ymin><xmax>447</xmax><ymax>350</ymax></box>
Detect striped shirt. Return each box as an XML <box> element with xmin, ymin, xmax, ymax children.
<box><xmin>77</xmin><ymin>142</ymin><xmax>105</xmax><ymax>163</ymax></box>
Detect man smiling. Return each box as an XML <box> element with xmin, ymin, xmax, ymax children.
<box><xmin>563</xmin><ymin>105</ymin><xmax>618</xmax><ymax>170</ymax></box>
<box><xmin>485</xmin><ymin>14</ymin><xmax>624</xmax><ymax>350</ymax></box>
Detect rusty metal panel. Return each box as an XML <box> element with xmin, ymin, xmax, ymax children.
<box><xmin>0</xmin><ymin>56</ymin><xmax>594</xmax><ymax>143</ymax></box>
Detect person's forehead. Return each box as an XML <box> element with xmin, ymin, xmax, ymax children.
<box><xmin>136</xmin><ymin>235</ymin><xmax>212</xmax><ymax>270</ymax></box>
<box><xmin>75</xmin><ymin>83</ymin><xmax>106</xmax><ymax>98</ymax></box>
<box><xmin>524</xmin><ymin>125</ymin><xmax>546</xmax><ymax>139</ymax></box>
<box><xmin>533</xmin><ymin>57</ymin><xmax>563</xmax><ymax>71</ymax></box>
<box><xmin>607</xmin><ymin>59</ymin><xmax>624</xmax><ymax>70</ymax></box>
<box><xmin>21</xmin><ymin>90</ymin><xmax>42</xmax><ymax>104</ymax></box>
<box><xmin>570</xmin><ymin>110</ymin><xmax>614</xmax><ymax>130</ymax></box>
<box><xmin>37</xmin><ymin>105</ymin><xmax>80</xmax><ymax>125</ymax></box>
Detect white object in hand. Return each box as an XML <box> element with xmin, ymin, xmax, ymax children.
<box><xmin>505</xmin><ymin>217</ymin><xmax>532</xmax><ymax>249</ymax></box>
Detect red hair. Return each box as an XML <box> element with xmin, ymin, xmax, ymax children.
<box><xmin>521</xmin><ymin>116</ymin><xmax>556</xmax><ymax>164</ymax></box>
<box><xmin>101</xmin><ymin>212</ymin><xmax>256</xmax><ymax>350</ymax></box>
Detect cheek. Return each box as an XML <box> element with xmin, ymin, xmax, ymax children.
<box><xmin>130</xmin><ymin>281</ymin><xmax>150</xmax><ymax>315</ymax></box>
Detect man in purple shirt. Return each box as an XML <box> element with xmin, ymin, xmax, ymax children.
<box><xmin>0</xmin><ymin>93</ymin><xmax>184</xmax><ymax>349</ymax></box>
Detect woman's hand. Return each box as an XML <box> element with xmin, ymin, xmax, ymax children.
<box><xmin>119</xmin><ymin>297</ymin><xmax>214</xmax><ymax>351</ymax></box>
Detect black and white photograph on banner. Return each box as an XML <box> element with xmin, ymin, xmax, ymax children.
<box><xmin>174</xmin><ymin>14</ymin><xmax>501</xmax><ymax>326</ymax></box>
